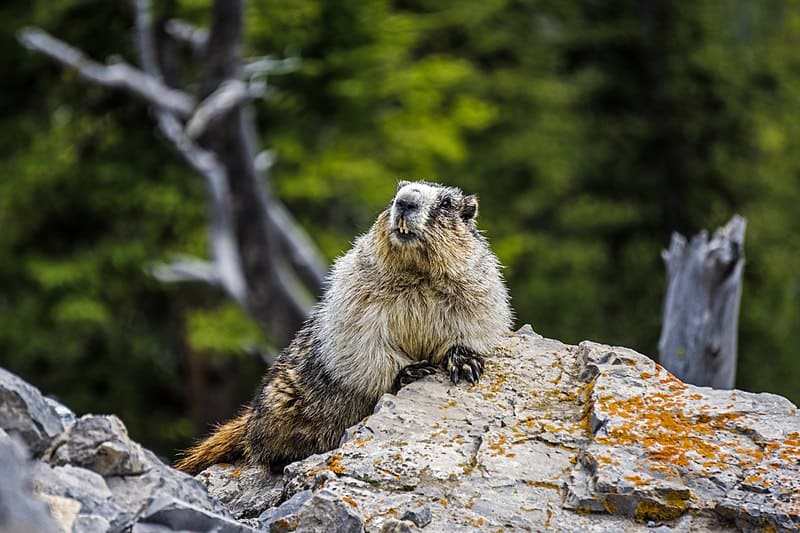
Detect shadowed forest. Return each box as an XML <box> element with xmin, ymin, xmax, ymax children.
<box><xmin>2</xmin><ymin>0</ymin><xmax>799</xmax><ymax>458</ymax></box>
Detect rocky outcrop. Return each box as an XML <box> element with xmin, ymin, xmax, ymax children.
<box><xmin>1</xmin><ymin>326</ymin><xmax>798</xmax><ymax>532</ymax></box>
<box><xmin>0</xmin><ymin>429</ymin><xmax>59</xmax><ymax>532</ymax></box>
<box><xmin>0</xmin><ymin>371</ymin><xmax>250</xmax><ymax>532</ymax></box>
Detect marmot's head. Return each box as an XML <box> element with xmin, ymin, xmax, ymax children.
<box><xmin>377</xmin><ymin>180</ymin><xmax>482</xmax><ymax>276</ymax></box>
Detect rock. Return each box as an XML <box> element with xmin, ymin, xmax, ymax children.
<box><xmin>399</xmin><ymin>505</ymin><xmax>431</xmax><ymax>528</ymax></box>
<box><xmin>379</xmin><ymin>518</ymin><xmax>416</xmax><ymax>532</ymax></box>
<box><xmin>256</xmin><ymin>489</ymin><xmax>364</xmax><ymax>532</ymax></box>
<box><xmin>104</xmin><ymin>448</ymin><xmax>235</xmax><ymax>523</ymax></box>
<box><xmin>198</xmin><ymin>463</ymin><xmax>283</xmax><ymax>519</ymax></box>
<box><xmin>45</xmin><ymin>396</ymin><xmax>77</xmax><ymax>427</ymax></box>
<box><xmin>37</xmin><ymin>493</ymin><xmax>81</xmax><ymax>532</ymax></box>
<box><xmin>514</xmin><ymin>323</ymin><xmax>542</xmax><ymax>339</ymax></box>
<box><xmin>3</xmin><ymin>324</ymin><xmax>799</xmax><ymax>532</ymax></box>
<box><xmin>73</xmin><ymin>514</ymin><xmax>112</xmax><ymax>533</ymax></box>
<box><xmin>258</xmin><ymin>488</ymin><xmax>312</xmax><ymax>531</ymax></box>
<box><xmin>31</xmin><ymin>462</ymin><xmax>129</xmax><ymax>530</ymax></box>
<box><xmin>31</xmin><ymin>411</ymin><xmax>235</xmax><ymax>531</ymax></box>
<box><xmin>135</xmin><ymin>495</ymin><xmax>257</xmax><ymax>532</ymax></box>
<box><xmin>0</xmin><ymin>430</ymin><xmax>59</xmax><ymax>533</ymax></box>
<box><xmin>293</xmin><ymin>490</ymin><xmax>364</xmax><ymax>533</ymax></box>
<box><xmin>47</xmin><ymin>414</ymin><xmax>148</xmax><ymax>476</ymax></box>
<box><xmin>565</xmin><ymin>341</ymin><xmax>800</xmax><ymax>530</ymax></box>
<box><xmin>0</xmin><ymin>366</ymin><xmax>65</xmax><ymax>455</ymax></box>
<box><xmin>271</xmin><ymin>326</ymin><xmax>797</xmax><ymax>531</ymax></box>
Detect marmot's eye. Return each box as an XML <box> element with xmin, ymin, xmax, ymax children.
<box><xmin>439</xmin><ymin>197</ymin><xmax>452</xmax><ymax>209</ymax></box>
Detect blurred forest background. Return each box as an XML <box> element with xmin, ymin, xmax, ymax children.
<box><xmin>2</xmin><ymin>0</ymin><xmax>799</xmax><ymax>458</ymax></box>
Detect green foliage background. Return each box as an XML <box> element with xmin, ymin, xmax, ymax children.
<box><xmin>1</xmin><ymin>0</ymin><xmax>798</xmax><ymax>457</ymax></box>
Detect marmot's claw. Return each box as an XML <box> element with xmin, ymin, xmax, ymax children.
<box><xmin>394</xmin><ymin>362</ymin><xmax>439</xmax><ymax>392</ymax></box>
<box><xmin>444</xmin><ymin>346</ymin><xmax>484</xmax><ymax>386</ymax></box>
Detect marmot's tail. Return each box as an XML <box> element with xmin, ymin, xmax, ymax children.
<box><xmin>174</xmin><ymin>407</ymin><xmax>251</xmax><ymax>475</ymax></box>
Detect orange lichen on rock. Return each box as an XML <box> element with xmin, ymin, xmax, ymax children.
<box><xmin>325</xmin><ymin>453</ymin><xmax>347</xmax><ymax>475</ymax></box>
<box><xmin>349</xmin><ymin>435</ymin><xmax>373</xmax><ymax>448</ymax></box>
<box><xmin>593</xmin><ymin>387</ymin><xmax>759</xmax><ymax>476</ymax></box>
<box><xmin>488</xmin><ymin>434</ymin><xmax>508</xmax><ymax>457</ymax></box>
<box><xmin>779</xmin><ymin>432</ymin><xmax>800</xmax><ymax>463</ymax></box>
<box><xmin>342</xmin><ymin>496</ymin><xmax>359</xmax><ymax>508</ymax></box>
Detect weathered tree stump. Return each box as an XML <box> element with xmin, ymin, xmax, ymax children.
<box><xmin>658</xmin><ymin>215</ymin><xmax>746</xmax><ymax>389</ymax></box>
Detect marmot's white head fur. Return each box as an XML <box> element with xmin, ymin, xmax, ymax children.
<box><xmin>389</xmin><ymin>180</ymin><xmax>478</xmax><ymax>245</ymax></box>
<box><xmin>376</xmin><ymin>180</ymin><xmax>484</xmax><ymax>279</ymax></box>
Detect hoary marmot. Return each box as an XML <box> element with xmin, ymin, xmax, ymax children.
<box><xmin>175</xmin><ymin>180</ymin><xmax>513</xmax><ymax>474</ymax></box>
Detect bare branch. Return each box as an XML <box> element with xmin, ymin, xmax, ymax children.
<box><xmin>254</xmin><ymin>150</ymin><xmax>276</xmax><ymax>172</ymax></box>
<box><xmin>165</xmin><ymin>18</ymin><xmax>208</xmax><ymax>54</ymax></box>
<box><xmin>132</xmin><ymin>0</ymin><xmax>248</xmax><ymax>306</ymax></box>
<box><xmin>18</xmin><ymin>27</ymin><xmax>195</xmax><ymax>116</ymax></box>
<box><xmin>243</xmin><ymin>55</ymin><xmax>300</xmax><ymax>77</ymax></box>
<box><xmin>185</xmin><ymin>79</ymin><xmax>267</xmax><ymax>139</ymax></box>
<box><xmin>131</xmin><ymin>0</ymin><xmax>160</xmax><ymax>77</ymax></box>
<box><xmin>265</xmin><ymin>198</ymin><xmax>328</xmax><ymax>290</ymax></box>
<box><xmin>151</xmin><ymin>257</ymin><xmax>220</xmax><ymax>285</ymax></box>
<box><xmin>155</xmin><ymin>113</ymin><xmax>248</xmax><ymax>304</ymax></box>
<box><xmin>239</xmin><ymin>106</ymin><xmax>327</xmax><ymax>293</ymax></box>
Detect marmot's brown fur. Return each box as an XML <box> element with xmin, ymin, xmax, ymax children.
<box><xmin>175</xmin><ymin>180</ymin><xmax>513</xmax><ymax>474</ymax></box>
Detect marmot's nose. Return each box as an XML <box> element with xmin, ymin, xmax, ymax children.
<box><xmin>395</xmin><ymin>198</ymin><xmax>419</xmax><ymax>216</ymax></box>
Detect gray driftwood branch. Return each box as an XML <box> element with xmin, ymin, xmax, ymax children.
<box><xmin>130</xmin><ymin>0</ymin><xmax>247</xmax><ymax>306</ymax></box>
<box><xmin>658</xmin><ymin>215</ymin><xmax>746</xmax><ymax>389</ymax></box>
<box><xmin>18</xmin><ymin>27</ymin><xmax>195</xmax><ymax>117</ymax></box>
<box><xmin>185</xmin><ymin>79</ymin><xmax>266</xmax><ymax>139</ymax></box>
<box><xmin>151</xmin><ymin>113</ymin><xmax>248</xmax><ymax>305</ymax></box>
<box><xmin>164</xmin><ymin>18</ymin><xmax>208</xmax><ymax>54</ymax></box>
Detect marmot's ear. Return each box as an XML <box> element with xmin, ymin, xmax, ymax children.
<box><xmin>396</xmin><ymin>180</ymin><xmax>411</xmax><ymax>192</ymax></box>
<box><xmin>461</xmin><ymin>195</ymin><xmax>478</xmax><ymax>222</ymax></box>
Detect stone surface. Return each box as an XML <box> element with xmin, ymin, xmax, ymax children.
<box><xmin>31</xmin><ymin>462</ymin><xmax>130</xmax><ymax>530</ymax></box>
<box><xmin>1</xmin><ymin>324</ymin><xmax>798</xmax><ymax>531</ymax></box>
<box><xmin>275</xmin><ymin>327</ymin><xmax>798</xmax><ymax>531</ymax></box>
<box><xmin>47</xmin><ymin>414</ymin><xmax>148</xmax><ymax>476</ymax></box>
<box><xmin>136</xmin><ymin>495</ymin><xmax>258</xmax><ymax>533</ymax></box>
<box><xmin>399</xmin><ymin>505</ymin><xmax>431</xmax><ymax>527</ymax></box>
<box><xmin>566</xmin><ymin>341</ymin><xmax>800</xmax><ymax>530</ymax></box>
<box><xmin>103</xmin><ymin>448</ymin><xmax>235</xmax><ymax>522</ymax></box>
<box><xmin>258</xmin><ymin>489</ymin><xmax>312</xmax><ymax>531</ymax></box>
<box><xmin>0</xmin><ymin>366</ymin><xmax>65</xmax><ymax>455</ymax></box>
<box><xmin>293</xmin><ymin>490</ymin><xmax>365</xmax><ymax>533</ymax></box>
<box><xmin>0</xmin><ymin>364</ymin><xmax>237</xmax><ymax>532</ymax></box>
<box><xmin>198</xmin><ymin>463</ymin><xmax>284</xmax><ymax>519</ymax></box>
<box><xmin>0</xmin><ymin>429</ymin><xmax>59</xmax><ymax>533</ymax></box>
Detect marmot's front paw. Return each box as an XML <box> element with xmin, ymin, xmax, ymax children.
<box><xmin>394</xmin><ymin>362</ymin><xmax>439</xmax><ymax>392</ymax></box>
<box><xmin>444</xmin><ymin>346</ymin><xmax>484</xmax><ymax>385</ymax></box>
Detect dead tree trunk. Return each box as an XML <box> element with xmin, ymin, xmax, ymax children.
<box><xmin>19</xmin><ymin>0</ymin><xmax>328</xmax><ymax>348</ymax></box>
<box><xmin>658</xmin><ymin>215</ymin><xmax>746</xmax><ymax>389</ymax></box>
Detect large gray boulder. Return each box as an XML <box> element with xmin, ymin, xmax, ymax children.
<box><xmin>246</xmin><ymin>326</ymin><xmax>797</xmax><ymax>532</ymax></box>
<box><xmin>0</xmin><ymin>367</ymin><xmax>66</xmax><ymax>456</ymax></box>
<box><xmin>2</xmin><ymin>324</ymin><xmax>798</xmax><ymax>531</ymax></box>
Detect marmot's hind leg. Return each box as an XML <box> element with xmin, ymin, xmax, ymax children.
<box><xmin>444</xmin><ymin>345</ymin><xmax>484</xmax><ymax>385</ymax></box>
